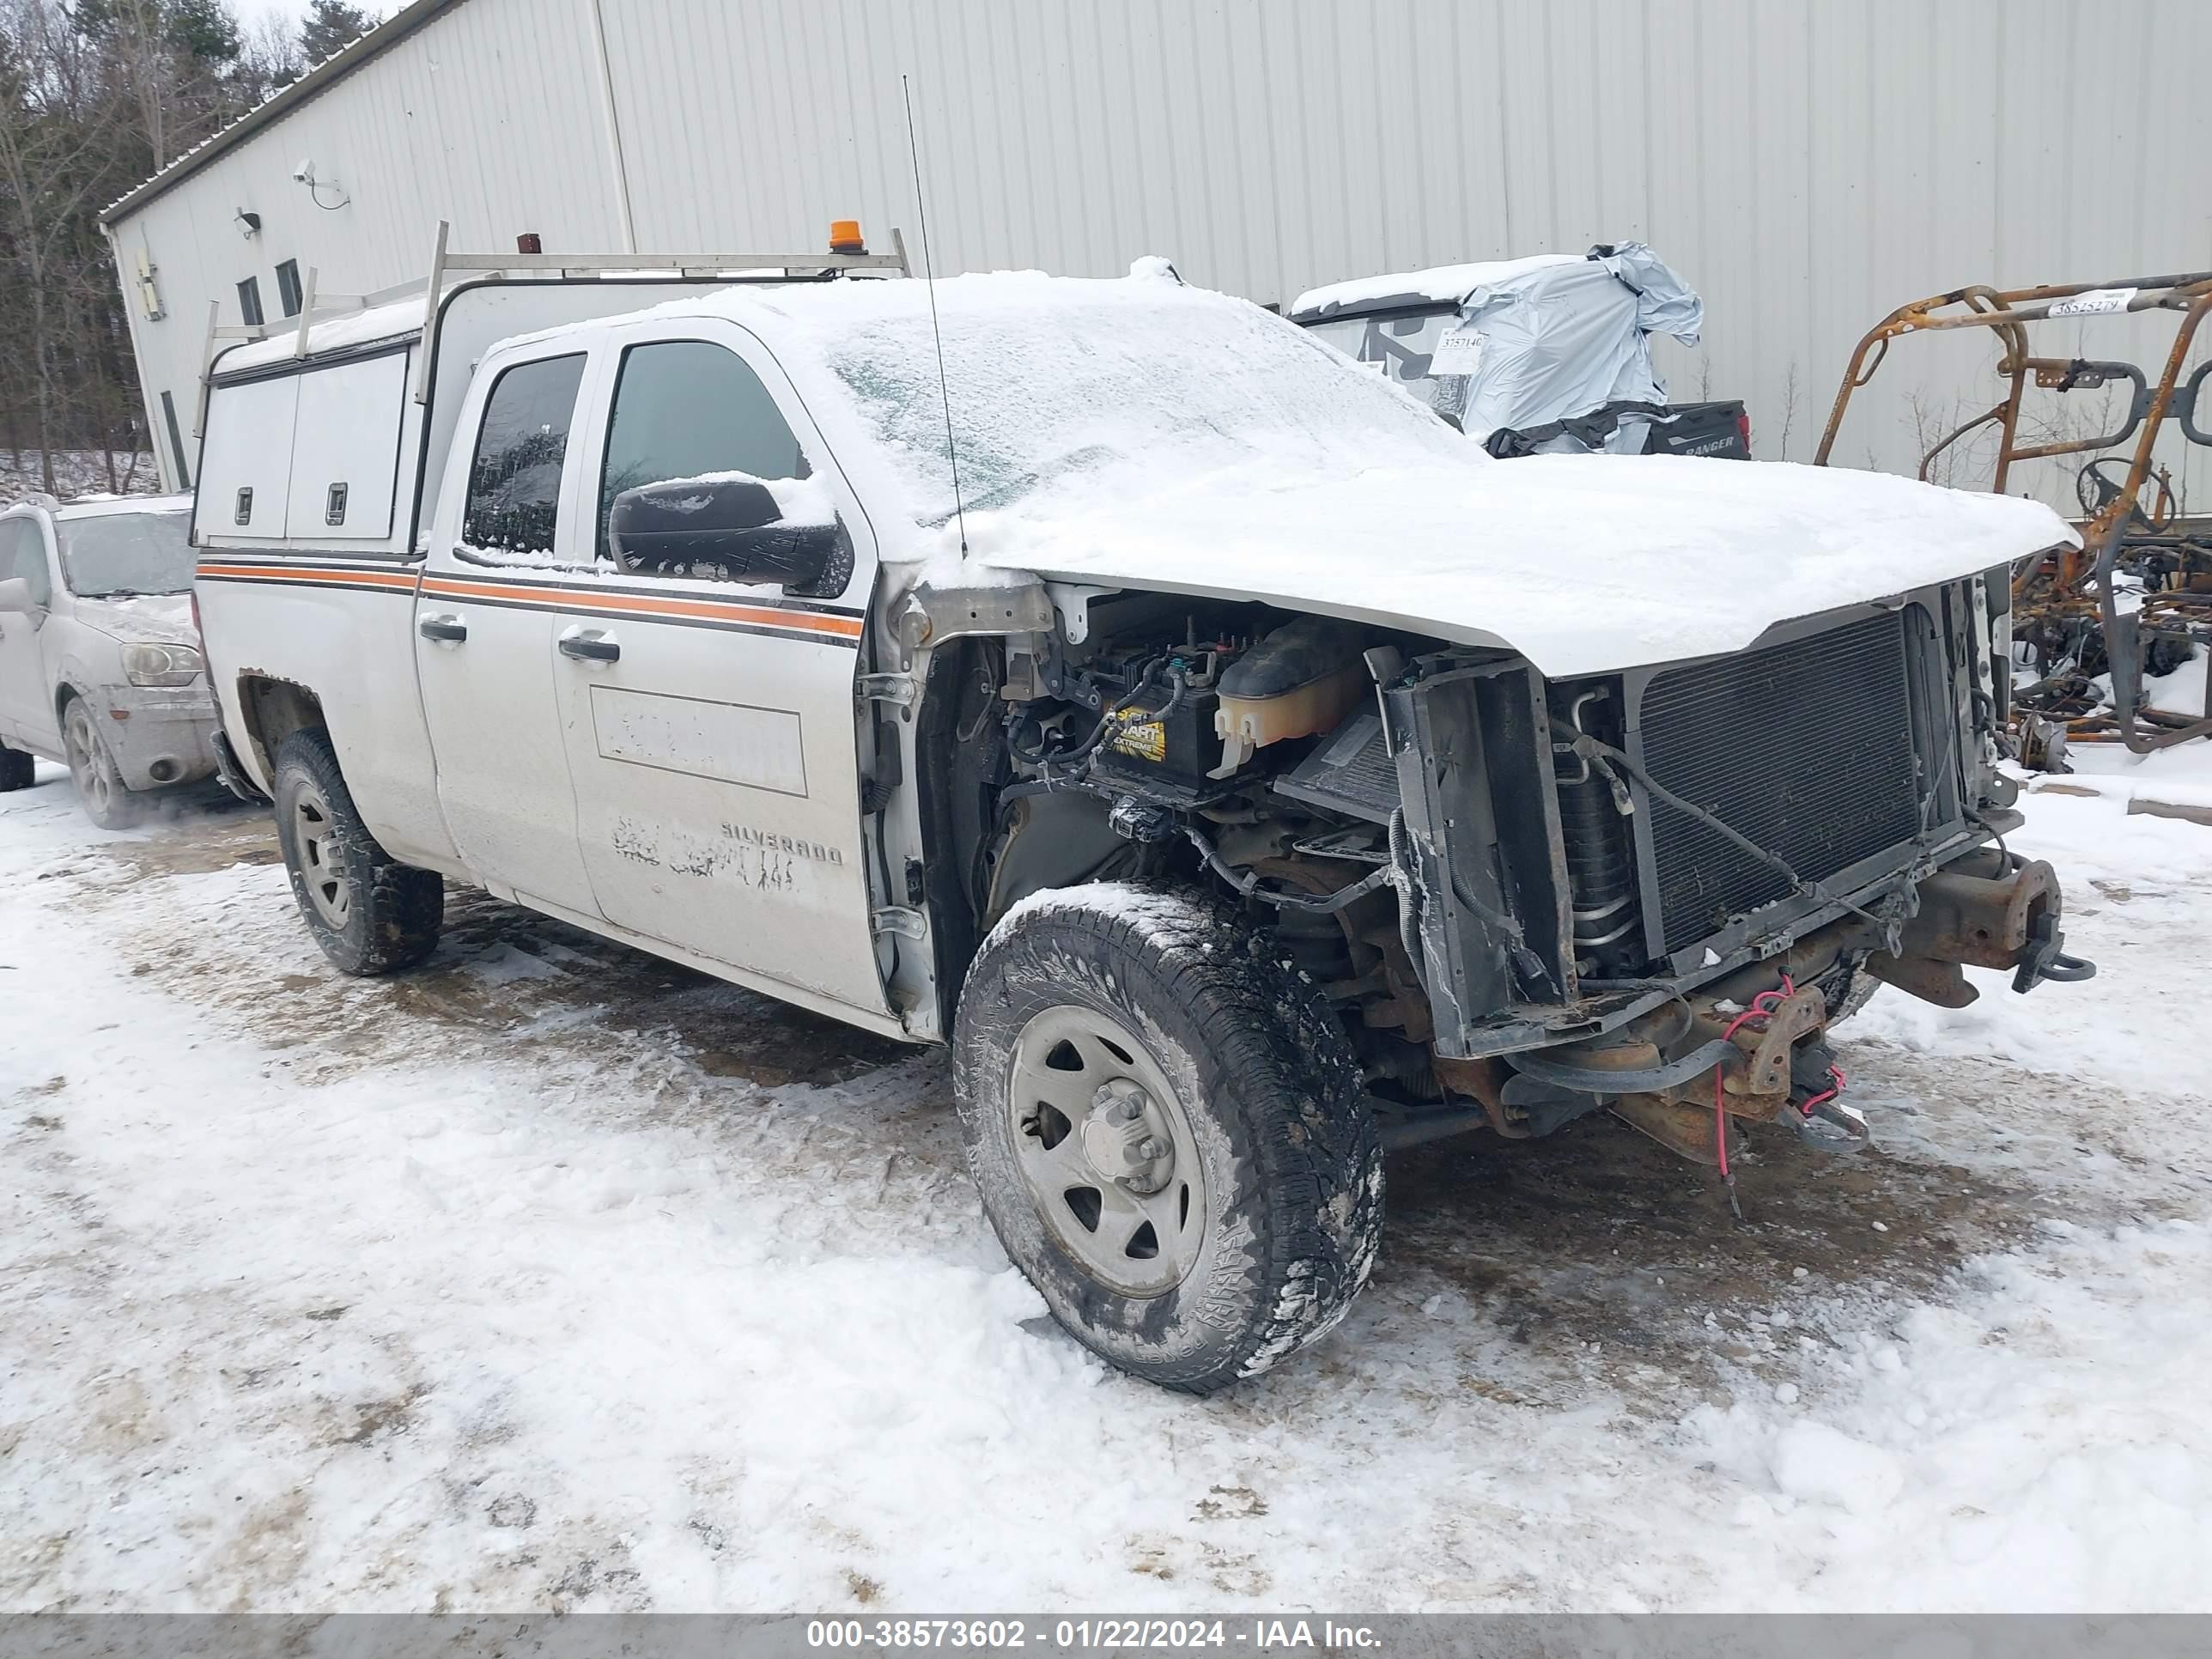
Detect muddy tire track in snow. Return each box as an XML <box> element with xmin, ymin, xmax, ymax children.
<box><xmin>58</xmin><ymin>807</ymin><xmax>2169</xmax><ymax>1405</ymax></box>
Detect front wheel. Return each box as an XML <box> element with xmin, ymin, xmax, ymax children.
<box><xmin>270</xmin><ymin>729</ymin><xmax>443</xmax><ymax>975</ymax></box>
<box><xmin>62</xmin><ymin>696</ymin><xmax>141</xmax><ymax>829</ymax></box>
<box><xmin>953</xmin><ymin>884</ymin><xmax>1382</xmax><ymax>1394</ymax></box>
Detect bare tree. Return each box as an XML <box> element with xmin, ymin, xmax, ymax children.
<box><xmin>1775</xmin><ymin>359</ymin><xmax>1801</xmax><ymax>464</ymax></box>
<box><xmin>3</xmin><ymin>0</ymin><xmax>306</xmax><ymax>495</ymax></box>
<box><xmin>0</xmin><ymin>0</ymin><xmax>125</xmax><ymax>489</ymax></box>
<box><xmin>237</xmin><ymin>11</ymin><xmax>305</xmax><ymax>102</ymax></box>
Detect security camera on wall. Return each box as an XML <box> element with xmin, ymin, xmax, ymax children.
<box><xmin>292</xmin><ymin>159</ymin><xmax>313</xmax><ymax>183</ymax></box>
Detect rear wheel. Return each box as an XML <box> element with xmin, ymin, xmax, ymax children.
<box><xmin>271</xmin><ymin>729</ymin><xmax>442</xmax><ymax>975</ymax></box>
<box><xmin>953</xmin><ymin>884</ymin><xmax>1382</xmax><ymax>1394</ymax></box>
<box><xmin>62</xmin><ymin>696</ymin><xmax>141</xmax><ymax>830</ymax></box>
<box><xmin>0</xmin><ymin>742</ymin><xmax>33</xmax><ymax>792</ymax></box>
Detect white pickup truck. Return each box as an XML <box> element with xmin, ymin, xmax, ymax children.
<box><xmin>190</xmin><ymin>233</ymin><xmax>2091</xmax><ymax>1393</ymax></box>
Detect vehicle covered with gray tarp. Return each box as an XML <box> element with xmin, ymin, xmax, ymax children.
<box><xmin>1292</xmin><ymin>243</ymin><xmax>1749</xmax><ymax>459</ymax></box>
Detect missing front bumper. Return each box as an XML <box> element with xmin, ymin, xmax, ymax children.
<box><xmin>1462</xmin><ymin>847</ymin><xmax>2095</xmax><ymax>1161</ymax></box>
<box><xmin>1865</xmin><ymin>847</ymin><xmax>2095</xmax><ymax>1006</ymax></box>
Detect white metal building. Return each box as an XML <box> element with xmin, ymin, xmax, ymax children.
<box><xmin>104</xmin><ymin>0</ymin><xmax>2212</xmax><ymax>505</ymax></box>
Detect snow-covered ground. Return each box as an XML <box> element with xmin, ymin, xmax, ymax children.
<box><xmin>3</xmin><ymin>755</ymin><xmax>2209</xmax><ymax>1613</ymax></box>
<box><xmin>1</xmin><ymin>451</ymin><xmax>161</xmax><ymax>503</ymax></box>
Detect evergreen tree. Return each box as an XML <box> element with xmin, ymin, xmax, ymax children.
<box><xmin>300</xmin><ymin>0</ymin><xmax>371</xmax><ymax>64</ymax></box>
<box><xmin>163</xmin><ymin>0</ymin><xmax>240</xmax><ymax>62</ymax></box>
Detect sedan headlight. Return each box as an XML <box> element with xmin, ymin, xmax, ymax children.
<box><xmin>121</xmin><ymin>641</ymin><xmax>204</xmax><ymax>687</ymax></box>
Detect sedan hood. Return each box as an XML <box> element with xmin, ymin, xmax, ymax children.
<box><xmin>971</xmin><ymin>453</ymin><xmax>2075</xmax><ymax>678</ymax></box>
<box><xmin>73</xmin><ymin>592</ymin><xmax>197</xmax><ymax>647</ymax></box>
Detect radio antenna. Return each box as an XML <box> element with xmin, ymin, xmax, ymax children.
<box><xmin>902</xmin><ymin>74</ymin><xmax>968</xmax><ymax>556</ymax></box>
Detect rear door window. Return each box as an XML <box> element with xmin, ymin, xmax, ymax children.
<box><xmin>462</xmin><ymin>354</ymin><xmax>587</xmax><ymax>557</ymax></box>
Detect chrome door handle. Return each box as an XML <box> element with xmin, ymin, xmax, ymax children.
<box><xmin>558</xmin><ymin>629</ymin><xmax>620</xmax><ymax>663</ymax></box>
<box><xmin>418</xmin><ymin>614</ymin><xmax>468</xmax><ymax>643</ymax></box>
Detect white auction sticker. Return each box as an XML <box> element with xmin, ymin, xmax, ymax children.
<box><xmin>1428</xmin><ymin>325</ymin><xmax>1487</xmax><ymax>376</ymax></box>
<box><xmin>2049</xmin><ymin>286</ymin><xmax>2138</xmax><ymax>318</ymax></box>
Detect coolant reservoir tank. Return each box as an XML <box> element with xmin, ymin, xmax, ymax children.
<box><xmin>1213</xmin><ymin>617</ymin><xmax>1370</xmax><ymax>759</ymax></box>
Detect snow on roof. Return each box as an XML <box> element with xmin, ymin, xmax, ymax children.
<box><xmin>1289</xmin><ymin>253</ymin><xmax>1585</xmax><ymax>319</ymax></box>
<box><xmin>218</xmin><ymin>295</ymin><xmax>429</xmax><ymax>374</ymax></box>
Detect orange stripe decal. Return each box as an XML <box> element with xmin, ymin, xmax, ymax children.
<box><xmin>198</xmin><ymin>562</ymin><xmax>419</xmax><ymax>591</ymax></box>
<box><xmin>195</xmin><ymin>563</ymin><xmax>862</xmax><ymax>640</ymax></box>
<box><xmin>420</xmin><ymin>575</ymin><xmax>864</xmax><ymax>638</ymax></box>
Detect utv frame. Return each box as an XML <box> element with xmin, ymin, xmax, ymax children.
<box><xmin>1813</xmin><ymin>270</ymin><xmax>2212</xmax><ymax>757</ymax></box>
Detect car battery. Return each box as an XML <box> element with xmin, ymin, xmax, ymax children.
<box><xmin>1094</xmin><ymin>683</ymin><xmax>1225</xmax><ymax>787</ymax></box>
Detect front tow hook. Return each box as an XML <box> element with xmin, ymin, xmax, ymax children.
<box><xmin>2014</xmin><ymin>908</ymin><xmax>2097</xmax><ymax>993</ymax></box>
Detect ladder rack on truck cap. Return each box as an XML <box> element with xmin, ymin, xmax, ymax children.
<box><xmin>190</xmin><ymin>219</ymin><xmax>907</xmax><ymax>558</ymax></box>
<box><xmin>194</xmin><ymin>218</ymin><xmax>910</xmax><ymax>434</ymax></box>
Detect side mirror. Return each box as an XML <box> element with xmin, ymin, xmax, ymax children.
<box><xmin>608</xmin><ymin>476</ymin><xmax>850</xmax><ymax>597</ymax></box>
<box><xmin>0</xmin><ymin>577</ymin><xmax>36</xmax><ymax>617</ymax></box>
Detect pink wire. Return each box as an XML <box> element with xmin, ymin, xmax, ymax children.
<box><xmin>1714</xmin><ymin>974</ymin><xmax>1794</xmax><ymax>1182</ymax></box>
<box><xmin>1798</xmin><ymin>1063</ymin><xmax>1847</xmax><ymax>1116</ymax></box>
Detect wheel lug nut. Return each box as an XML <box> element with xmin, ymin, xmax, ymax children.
<box><xmin>1136</xmin><ymin>1138</ymin><xmax>1164</xmax><ymax>1160</ymax></box>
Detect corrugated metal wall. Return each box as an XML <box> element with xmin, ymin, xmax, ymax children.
<box><xmin>116</xmin><ymin>0</ymin><xmax>2212</xmax><ymax>507</ymax></box>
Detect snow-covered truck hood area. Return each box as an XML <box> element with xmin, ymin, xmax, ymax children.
<box><xmin>658</xmin><ymin>268</ymin><xmax>2073</xmax><ymax>677</ymax></box>
<box><xmin>956</xmin><ymin>451</ymin><xmax>2070</xmax><ymax>678</ymax></box>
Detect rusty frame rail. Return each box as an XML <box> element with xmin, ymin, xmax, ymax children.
<box><xmin>1814</xmin><ymin>273</ymin><xmax>2212</xmax><ymax>756</ymax></box>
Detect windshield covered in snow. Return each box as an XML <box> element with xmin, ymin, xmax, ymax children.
<box><xmin>757</xmin><ymin>271</ymin><xmax>1473</xmax><ymax>530</ymax></box>
<box><xmin>56</xmin><ymin>508</ymin><xmax>194</xmax><ymax>597</ymax></box>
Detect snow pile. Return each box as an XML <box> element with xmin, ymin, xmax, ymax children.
<box><xmin>2</xmin><ymin>452</ymin><xmax>164</xmax><ymax>502</ymax></box>
<box><xmin>1765</xmin><ymin>1419</ymin><xmax>1906</xmax><ymax>1516</ymax></box>
<box><xmin>2146</xmin><ymin>646</ymin><xmax>2209</xmax><ymax>718</ymax></box>
<box><xmin>1690</xmin><ymin>1219</ymin><xmax>2212</xmax><ymax>1610</ymax></box>
<box><xmin>639</xmin><ymin>270</ymin><xmax>2077</xmax><ymax>677</ymax></box>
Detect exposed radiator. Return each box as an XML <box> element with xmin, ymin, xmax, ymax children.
<box><xmin>1638</xmin><ymin>610</ymin><xmax>1923</xmax><ymax>954</ymax></box>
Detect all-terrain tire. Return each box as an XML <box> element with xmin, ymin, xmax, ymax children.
<box><xmin>270</xmin><ymin>728</ymin><xmax>443</xmax><ymax>975</ymax></box>
<box><xmin>953</xmin><ymin>883</ymin><xmax>1383</xmax><ymax>1394</ymax></box>
<box><xmin>0</xmin><ymin>742</ymin><xmax>33</xmax><ymax>792</ymax></box>
<box><xmin>61</xmin><ymin>695</ymin><xmax>143</xmax><ymax>829</ymax></box>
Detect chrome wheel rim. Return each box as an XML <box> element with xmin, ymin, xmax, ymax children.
<box><xmin>1007</xmin><ymin>1006</ymin><xmax>1207</xmax><ymax>1298</ymax></box>
<box><xmin>290</xmin><ymin>781</ymin><xmax>352</xmax><ymax>930</ymax></box>
<box><xmin>63</xmin><ymin>702</ymin><xmax>111</xmax><ymax>818</ymax></box>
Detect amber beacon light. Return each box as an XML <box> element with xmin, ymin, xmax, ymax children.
<box><xmin>829</xmin><ymin>219</ymin><xmax>866</xmax><ymax>254</ymax></box>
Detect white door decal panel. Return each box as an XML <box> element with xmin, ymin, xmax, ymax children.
<box><xmin>589</xmin><ymin>684</ymin><xmax>807</xmax><ymax>796</ymax></box>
